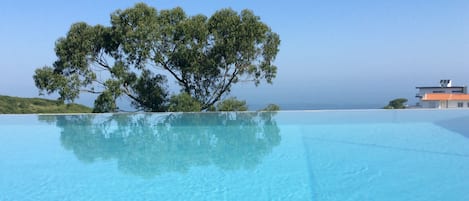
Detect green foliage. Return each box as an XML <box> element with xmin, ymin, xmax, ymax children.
<box><xmin>92</xmin><ymin>91</ymin><xmax>118</xmax><ymax>113</ymax></box>
<box><xmin>206</xmin><ymin>105</ymin><xmax>217</xmax><ymax>112</ymax></box>
<box><xmin>131</xmin><ymin>71</ymin><xmax>168</xmax><ymax>112</ymax></box>
<box><xmin>168</xmin><ymin>93</ymin><xmax>201</xmax><ymax>112</ymax></box>
<box><xmin>261</xmin><ymin>104</ymin><xmax>280</xmax><ymax>111</ymax></box>
<box><xmin>216</xmin><ymin>97</ymin><xmax>248</xmax><ymax>111</ymax></box>
<box><xmin>33</xmin><ymin>3</ymin><xmax>280</xmax><ymax>112</ymax></box>
<box><xmin>0</xmin><ymin>95</ymin><xmax>91</xmax><ymax>114</ymax></box>
<box><xmin>384</xmin><ymin>98</ymin><xmax>408</xmax><ymax>109</ymax></box>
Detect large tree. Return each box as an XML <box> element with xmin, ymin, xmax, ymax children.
<box><xmin>33</xmin><ymin>3</ymin><xmax>280</xmax><ymax>112</ymax></box>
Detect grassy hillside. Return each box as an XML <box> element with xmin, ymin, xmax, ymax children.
<box><xmin>0</xmin><ymin>95</ymin><xmax>92</xmax><ymax>114</ymax></box>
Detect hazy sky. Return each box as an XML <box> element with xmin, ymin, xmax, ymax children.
<box><xmin>1</xmin><ymin>0</ymin><xmax>468</xmax><ymax>109</ymax></box>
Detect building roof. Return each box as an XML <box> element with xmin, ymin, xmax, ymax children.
<box><xmin>416</xmin><ymin>86</ymin><xmax>466</xmax><ymax>89</ymax></box>
<box><xmin>422</xmin><ymin>93</ymin><xmax>469</xmax><ymax>101</ymax></box>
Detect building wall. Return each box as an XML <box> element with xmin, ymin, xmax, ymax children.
<box><xmin>447</xmin><ymin>101</ymin><xmax>469</xmax><ymax>108</ymax></box>
<box><xmin>417</xmin><ymin>87</ymin><xmax>465</xmax><ymax>97</ymax></box>
<box><xmin>421</xmin><ymin>100</ymin><xmax>469</xmax><ymax>109</ymax></box>
<box><xmin>420</xmin><ymin>101</ymin><xmax>439</xmax><ymax>108</ymax></box>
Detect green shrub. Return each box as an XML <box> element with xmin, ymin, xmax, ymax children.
<box><xmin>216</xmin><ymin>98</ymin><xmax>248</xmax><ymax>111</ymax></box>
<box><xmin>168</xmin><ymin>93</ymin><xmax>202</xmax><ymax>112</ymax></box>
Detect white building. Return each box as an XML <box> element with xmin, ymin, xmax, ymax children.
<box><xmin>416</xmin><ymin>80</ymin><xmax>469</xmax><ymax>109</ymax></box>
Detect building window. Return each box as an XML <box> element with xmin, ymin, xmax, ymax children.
<box><xmin>433</xmin><ymin>90</ymin><xmax>444</xmax><ymax>93</ymax></box>
<box><xmin>457</xmin><ymin>102</ymin><xmax>463</xmax><ymax>108</ymax></box>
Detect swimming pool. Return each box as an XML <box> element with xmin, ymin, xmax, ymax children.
<box><xmin>1</xmin><ymin>110</ymin><xmax>468</xmax><ymax>201</ymax></box>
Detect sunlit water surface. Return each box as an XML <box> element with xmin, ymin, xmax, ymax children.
<box><xmin>1</xmin><ymin>110</ymin><xmax>469</xmax><ymax>201</ymax></box>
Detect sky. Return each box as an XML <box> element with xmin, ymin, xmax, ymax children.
<box><xmin>1</xmin><ymin>0</ymin><xmax>468</xmax><ymax>110</ymax></box>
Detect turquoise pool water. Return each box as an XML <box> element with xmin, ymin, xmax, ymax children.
<box><xmin>1</xmin><ymin>110</ymin><xmax>468</xmax><ymax>201</ymax></box>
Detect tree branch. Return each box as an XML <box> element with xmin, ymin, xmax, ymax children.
<box><xmin>80</xmin><ymin>89</ymin><xmax>103</xmax><ymax>94</ymax></box>
<box><xmin>202</xmin><ymin>68</ymin><xmax>238</xmax><ymax>110</ymax></box>
<box><xmin>93</xmin><ymin>80</ymin><xmax>106</xmax><ymax>86</ymax></box>
<box><xmin>121</xmin><ymin>85</ymin><xmax>147</xmax><ymax>108</ymax></box>
<box><xmin>161</xmin><ymin>61</ymin><xmax>191</xmax><ymax>93</ymax></box>
<box><xmin>95</xmin><ymin>52</ymin><xmax>112</xmax><ymax>72</ymax></box>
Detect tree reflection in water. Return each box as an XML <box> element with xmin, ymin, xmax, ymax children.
<box><xmin>38</xmin><ymin>112</ymin><xmax>281</xmax><ymax>178</ymax></box>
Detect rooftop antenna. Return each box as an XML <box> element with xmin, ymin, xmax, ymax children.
<box><xmin>440</xmin><ymin>79</ymin><xmax>452</xmax><ymax>87</ymax></box>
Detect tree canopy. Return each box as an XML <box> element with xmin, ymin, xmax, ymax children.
<box><xmin>33</xmin><ymin>3</ymin><xmax>280</xmax><ymax>112</ymax></box>
<box><xmin>384</xmin><ymin>98</ymin><xmax>408</xmax><ymax>109</ymax></box>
